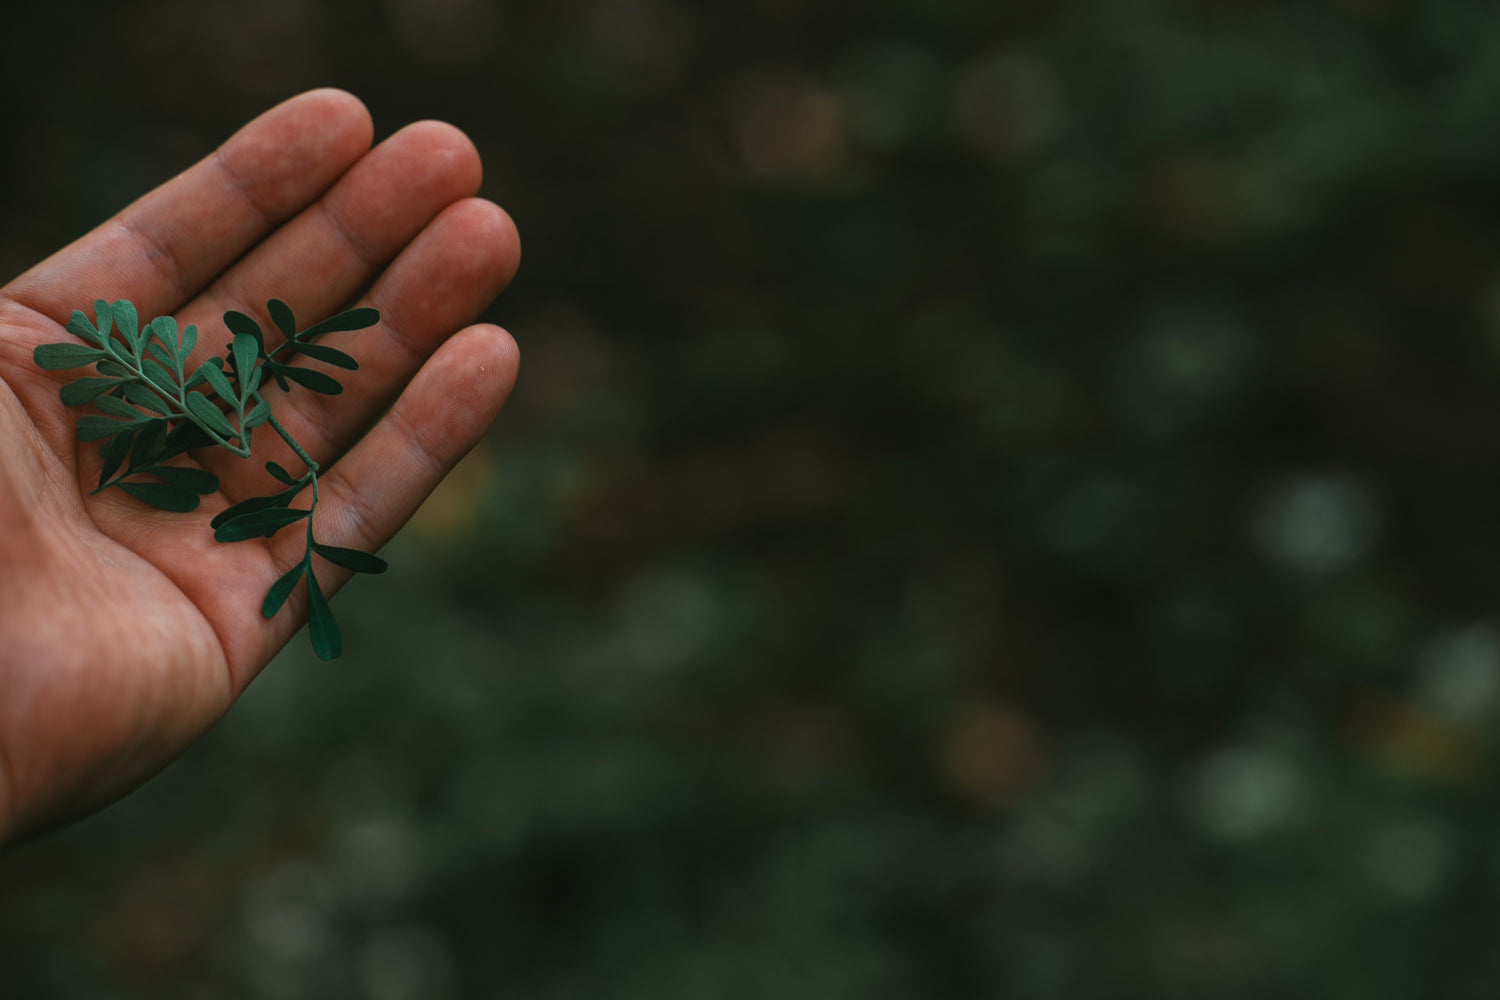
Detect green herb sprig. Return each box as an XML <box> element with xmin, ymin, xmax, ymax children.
<box><xmin>34</xmin><ymin>298</ymin><xmax>389</xmax><ymax>660</ymax></box>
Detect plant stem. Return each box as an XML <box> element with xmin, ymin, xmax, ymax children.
<box><xmin>267</xmin><ymin>411</ymin><xmax>320</xmax><ymax>475</ymax></box>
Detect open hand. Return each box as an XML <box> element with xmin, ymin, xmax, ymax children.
<box><xmin>0</xmin><ymin>88</ymin><xmax>520</xmax><ymax>846</ymax></box>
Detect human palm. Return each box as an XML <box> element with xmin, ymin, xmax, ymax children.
<box><xmin>0</xmin><ymin>89</ymin><xmax>520</xmax><ymax>846</ymax></box>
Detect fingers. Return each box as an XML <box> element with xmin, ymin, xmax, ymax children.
<box><xmin>174</xmin><ymin>118</ymin><xmax>485</xmax><ymax>348</ymax></box>
<box><xmin>204</xmin><ymin>195</ymin><xmax>520</xmax><ymax>497</ymax></box>
<box><xmin>3</xmin><ymin>89</ymin><xmax>373</xmax><ymax>322</ymax></box>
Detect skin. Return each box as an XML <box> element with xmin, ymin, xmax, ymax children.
<box><xmin>0</xmin><ymin>89</ymin><xmax>521</xmax><ymax>848</ymax></box>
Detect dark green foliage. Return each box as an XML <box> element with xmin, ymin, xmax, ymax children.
<box><xmin>33</xmin><ymin>343</ymin><xmax>107</xmax><ymax>369</ymax></box>
<box><xmin>33</xmin><ymin>297</ymin><xmax>385</xmax><ymax>660</ymax></box>
<box><xmin>75</xmin><ymin>414</ymin><xmax>128</xmax><ymax>441</ymax></box>
<box><xmin>117</xmin><ymin>480</ymin><xmax>200</xmax><ymax>512</ymax></box>
<box><xmin>184</xmin><ymin>390</ymin><xmax>235</xmax><ymax>438</ymax></box>
<box><xmin>213</xmin><ymin>506</ymin><xmax>311</xmax><ymax>542</ymax></box>
<box><xmin>268</xmin><ymin>363</ymin><xmax>343</xmax><ymax>395</ymax></box>
<box><xmin>260</xmin><ymin>559</ymin><xmax>306</xmax><ymax>618</ymax></box>
<box><xmin>288</xmin><ymin>341</ymin><xmax>358</xmax><ymax>370</ymax></box>
<box><xmin>58</xmin><ymin>376</ymin><xmax>121</xmax><ymax>405</ymax></box>
<box><xmin>254</xmin><ymin>544</ymin><xmax>353</xmax><ymax>660</ymax></box>
<box><xmin>304</xmin><ymin>565</ymin><xmax>341</xmax><ymax>660</ymax></box>
<box><xmin>209</xmin><ymin>484</ymin><xmax>304</xmax><ymax>528</ymax></box>
<box><xmin>264</xmin><ymin>460</ymin><xmax>300</xmax><ymax>485</ymax></box>
<box><xmin>298</xmin><ymin>306</ymin><xmax>379</xmax><ymax>339</ymax></box>
<box><xmin>311</xmin><ymin>542</ymin><xmax>387</xmax><ymax>575</ymax></box>
<box><xmin>146</xmin><ymin>465</ymin><xmax>218</xmax><ymax>494</ymax></box>
<box><xmin>267</xmin><ymin>298</ymin><xmax>297</xmax><ymax>340</ymax></box>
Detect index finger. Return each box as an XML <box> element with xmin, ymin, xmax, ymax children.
<box><xmin>2</xmin><ymin>88</ymin><xmax>374</xmax><ymax>324</ymax></box>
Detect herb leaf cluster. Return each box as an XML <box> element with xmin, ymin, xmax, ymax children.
<box><xmin>34</xmin><ymin>298</ymin><xmax>388</xmax><ymax>660</ymax></box>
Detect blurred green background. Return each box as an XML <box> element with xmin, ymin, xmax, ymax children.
<box><xmin>9</xmin><ymin>0</ymin><xmax>1500</xmax><ymax>996</ymax></box>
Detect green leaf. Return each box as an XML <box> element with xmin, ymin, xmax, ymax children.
<box><xmin>146</xmin><ymin>339</ymin><xmax>174</xmax><ymax>370</ymax></box>
<box><xmin>210</xmin><ymin>483</ymin><xmax>303</xmax><ymax>528</ymax></box>
<box><xmin>180</xmin><ymin>323</ymin><xmax>197</xmax><ymax>358</ymax></box>
<box><xmin>265</xmin><ymin>461</ymin><xmax>302</xmax><ymax>485</ymax></box>
<box><xmin>267</xmin><ymin>299</ymin><xmax>297</xmax><ymax>340</ymax></box>
<box><xmin>240</xmin><ymin>361</ymin><xmax>264</xmax><ymax>403</ymax></box>
<box><xmin>111</xmin><ymin>300</ymin><xmax>139</xmax><ymax>350</ymax></box>
<box><xmin>142</xmin><ymin>358</ymin><xmax>178</xmax><ymax>395</ymax></box>
<box><xmin>97</xmin><ymin>430</ymin><xmax>133</xmax><ymax>489</ymax></box>
<box><xmin>60</xmin><ymin>376</ymin><xmax>123</xmax><ymax>406</ymax></box>
<box><xmin>95</xmin><ymin>394</ymin><xmax>147</xmax><ymax>420</ymax></box>
<box><xmin>159</xmin><ymin>420</ymin><xmax>213</xmax><ymax>460</ymax></box>
<box><xmin>196</xmin><ymin>359</ymin><xmax>236</xmax><ymax>402</ymax></box>
<box><xmin>313</xmin><ymin>543</ymin><xmax>388</xmax><ymax>574</ymax></box>
<box><xmin>290</xmin><ymin>341</ymin><xmax>359</xmax><ymax>370</ymax></box>
<box><xmin>64</xmin><ymin>310</ymin><xmax>105</xmax><ymax>347</ymax></box>
<box><xmin>243</xmin><ymin>397</ymin><xmax>272</xmax><ymax>429</ymax></box>
<box><xmin>305</xmin><ymin>566</ymin><xmax>343</xmax><ymax>660</ymax></box>
<box><xmin>76</xmin><ymin>414</ymin><xmax>132</xmax><ymax>441</ymax></box>
<box><xmin>232</xmin><ymin>331</ymin><xmax>259</xmax><ymax>388</ymax></box>
<box><xmin>186</xmin><ymin>391</ymin><xmax>236</xmax><ymax>439</ymax></box>
<box><xmin>147</xmin><ymin>464</ymin><xmax>220</xmax><ymax>494</ymax></box>
<box><xmin>34</xmin><ymin>343</ymin><xmax>109</xmax><ymax>370</ymax></box>
<box><xmin>222</xmin><ymin>310</ymin><xmax>266</xmax><ymax>355</ymax></box>
<box><xmin>261</xmin><ymin>558</ymin><xmax>308</xmax><ymax>618</ymax></box>
<box><xmin>96</xmin><ymin>360</ymin><xmax>131</xmax><ymax>378</ymax></box>
<box><xmin>119</xmin><ymin>480</ymin><xmax>200</xmax><ymax>512</ymax></box>
<box><xmin>128</xmin><ymin>418</ymin><xmax>167</xmax><ymax>470</ymax></box>
<box><xmin>120</xmin><ymin>381</ymin><xmax>170</xmax><ymax>415</ymax></box>
<box><xmin>93</xmin><ymin>300</ymin><xmax>114</xmax><ymax>343</ymax></box>
<box><xmin>150</xmin><ymin>316</ymin><xmax>178</xmax><ymax>355</ymax></box>
<box><xmin>213</xmin><ymin>506</ymin><xmax>310</xmax><ymax>542</ymax></box>
<box><xmin>298</xmin><ymin>306</ymin><xmax>379</xmax><ymax>340</ymax></box>
<box><xmin>274</xmin><ymin>364</ymin><xmax>343</xmax><ymax>395</ymax></box>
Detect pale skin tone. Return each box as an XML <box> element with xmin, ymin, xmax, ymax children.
<box><xmin>0</xmin><ymin>89</ymin><xmax>521</xmax><ymax>847</ymax></box>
